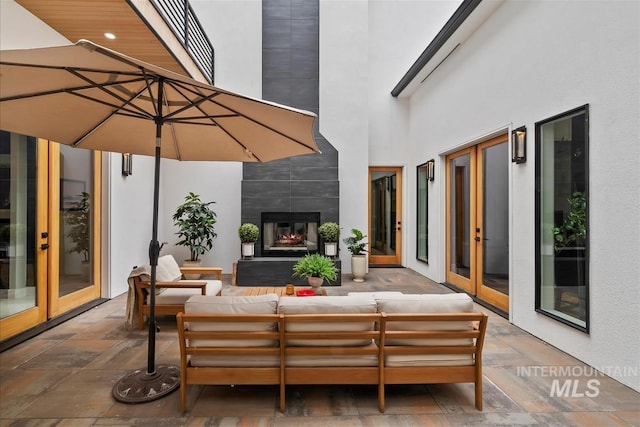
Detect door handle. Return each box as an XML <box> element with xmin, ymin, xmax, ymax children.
<box><xmin>40</xmin><ymin>243</ymin><xmax>50</xmax><ymax>250</ymax></box>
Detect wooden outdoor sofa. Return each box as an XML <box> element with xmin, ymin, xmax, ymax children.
<box><xmin>177</xmin><ymin>292</ymin><xmax>488</xmax><ymax>413</ymax></box>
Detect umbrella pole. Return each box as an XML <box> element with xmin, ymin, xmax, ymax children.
<box><xmin>112</xmin><ymin>78</ymin><xmax>180</xmax><ymax>403</ymax></box>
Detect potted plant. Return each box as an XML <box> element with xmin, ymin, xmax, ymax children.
<box><xmin>552</xmin><ymin>191</ymin><xmax>586</xmax><ymax>253</ymax></box>
<box><xmin>551</xmin><ymin>191</ymin><xmax>587</xmax><ymax>307</ymax></box>
<box><xmin>318</xmin><ymin>221</ymin><xmax>340</xmax><ymax>258</ymax></box>
<box><xmin>238</xmin><ymin>223</ymin><xmax>259</xmax><ymax>259</ymax></box>
<box><xmin>65</xmin><ymin>191</ymin><xmax>91</xmax><ymax>280</ymax></box>
<box><xmin>343</xmin><ymin>228</ymin><xmax>367</xmax><ymax>282</ymax></box>
<box><xmin>172</xmin><ymin>192</ymin><xmax>217</xmax><ymax>277</ymax></box>
<box><xmin>292</xmin><ymin>253</ymin><xmax>339</xmax><ymax>292</ymax></box>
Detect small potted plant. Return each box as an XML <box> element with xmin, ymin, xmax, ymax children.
<box><xmin>238</xmin><ymin>222</ymin><xmax>259</xmax><ymax>259</ymax></box>
<box><xmin>343</xmin><ymin>228</ymin><xmax>367</xmax><ymax>282</ymax></box>
<box><xmin>318</xmin><ymin>221</ymin><xmax>340</xmax><ymax>258</ymax></box>
<box><xmin>292</xmin><ymin>253</ymin><xmax>339</xmax><ymax>292</ymax></box>
<box><xmin>172</xmin><ymin>192</ymin><xmax>217</xmax><ymax>277</ymax></box>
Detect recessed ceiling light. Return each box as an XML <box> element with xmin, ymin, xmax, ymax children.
<box><xmin>104</xmin><ymin>32</ymin><xmax>116</xmax><ymax>40</ymax></box>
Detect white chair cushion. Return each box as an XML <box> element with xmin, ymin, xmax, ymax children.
<box><xmin>155</xmin><ymin>280</ymin><xmax>222</xmax><ymax>304</ymax></box>
<box><xmin>156</xmin><ymin>255</ymin><xmax>183</xmax><ymax>282</ymax></box>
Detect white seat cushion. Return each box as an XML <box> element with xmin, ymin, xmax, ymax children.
<box><xmin>155</xmin><ymin>280</ymin><xmax>222</xmax><ymax>304</ymax></box>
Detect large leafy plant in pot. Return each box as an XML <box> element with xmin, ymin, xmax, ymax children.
<box><xmin>292</xmin><ymin>253</ymin><xmax>339</xmax><ymax>291</ymax></box>
<box><xmin>172</xmin><ymin>192</ymin><xmax>217</xmax><ymax>266</ymax></box>
<box><xmin>551</xmin><ymin>191</ymin><xmax>587</xmax><ymax>306</ymax></box>
<box><xmin>343</xmin><ymin>228</ymin><xmax>367</xmax><ymax>282</ymax></box>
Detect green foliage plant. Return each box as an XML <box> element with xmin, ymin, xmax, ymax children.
<box><xmin>552</xmin><ymin>191</ymin><xmax>586</xmax><ymax>253</ymax></box>
<box><xmin>238</xmin><ymin>223</ymin><xmax>260</xmax><ymax>243</ymax></box>
<box><xmin>66</xmin><ymin>191</ymin><xmax>91</xmax><ymax>262</ymax></box>
<box><xmin>318</xmin><ymin>222</ymin><xmax>340</xmax><ymax>242</ymax></box>
<box><xmin>343</xmin><ymin>228</ymin><xmax>367</xmax><ymax>255</ymax></box>
<box><xmin>292</xmin><ymin>253</ymin><xmax>339</xmax><ymax>283</ymax></box>
<box><xmin>172</xmin><ymin>192</ymin><xmax>217</xmax><ymax>262</ymax></box>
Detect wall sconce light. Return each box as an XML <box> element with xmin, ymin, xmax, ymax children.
<box><xmin>426</xmin><ymin>159</ymin><xmax>435</xmax><ymax>181</ymax></box>
<box><xmin>122</xmin><ymin>153</ymin><xmax>133</xmax><ymax>176</ymax></box>
<box><xmin>511</xmin><ymin>126</ymin><xmax>526</xmax><ymax>164</ymax></box>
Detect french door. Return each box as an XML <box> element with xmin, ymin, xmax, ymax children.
<box><xmin>446</xmin><ymin>135</ymin><xmax>509</xmax><ymax>312</ymax></box>
<box><xmin>369</xmin><ymin>167</ymin><xmax>402</xmax><ymax>266</ymax></box>
<box><xmin>0</xmin><ymin>133</ymin><xmax>101</xmax><ymax>341</ymax></box>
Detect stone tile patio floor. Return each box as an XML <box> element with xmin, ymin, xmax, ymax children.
<box><xmin>0</xmin><ymin>268</ymin><xmax>638</xmax><ymax>426</ymax></box>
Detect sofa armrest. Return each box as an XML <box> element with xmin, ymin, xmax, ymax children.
<box><xmin>180</xmin><ymin>266</ymin><xmax>223</xmax><ymax>280</ymax></box>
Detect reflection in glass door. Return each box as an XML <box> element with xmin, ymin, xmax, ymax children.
<box><xmin>50</xmin><ymin>143</ymin><xmax>101</xmax><ymax>317</ymax></box>
<box><xmin>446</xmin><ymin>135</ymin><xmax>509</xmax><ymax>313</ymax></box>
<box><xmin>477</xmin><ymin>137</ymin><xmax>509</xmax><ymax>311</ymax></box>
<box><xmin>0</xmin><ymin>132</ymin><xmax>101</xmax><ymax>342</ymax></box>
<box><xmin>446</xmin><ymin>149</ymin><xmax>474</xmax><ymax>293</ymax></box>
<box><xmin>0</xmin><ymin>133</ymin><xmax>47</xmax><ymax>340</ymax></box>
<box><xmin>369</xmin><ymin>167</ymin><xmax>402</xmax><ymax>266</ymax></box>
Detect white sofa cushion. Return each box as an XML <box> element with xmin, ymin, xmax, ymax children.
<box><xmin>185</xmin><ymin>294</ymin><xmax>279</xmax><ymax>347</ymax></box>
<box><xmin>155</xmin><ymin>280</ymin><xmax>222</xmax><ymax>304</ymax></box>
<box><xmin>376</xmin><ymin>293</ymin><xmax>475</xmax><ymax>366</ymax></box>
<box><xmin>278</xmin><ymin>295</ymin><xmax>377</xmax><ymax>346</ymax></box>
<box><xmin>347</xmin><ymin>291</ymin><xmax>403</xmax><ymax>298</ymax></box>
<box><xmin>185</xmin><ymin>294</ymin><xmax>280</xmax><ymax>368</ymax></box>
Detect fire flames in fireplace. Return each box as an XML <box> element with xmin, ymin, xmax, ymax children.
<box><xmin>261</xmin><ymin>212</ymin><xmax>320</xmax><ymax>256</ymax></box>
<box><xmin>277</xmin><ymin>233</ymin><xmax>305</xmax><ymax>246</ymax></box>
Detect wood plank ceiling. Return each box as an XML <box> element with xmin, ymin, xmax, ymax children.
<box><xmin>14</xmin><ymin>0</ymin><xmax>189</xmax><ymax>76</ymax></box>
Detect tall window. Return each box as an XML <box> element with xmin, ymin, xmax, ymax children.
<box><xmin>536</xmin><ymin>105</ymin><xmax>589</xmax><ymax>331</ymax></box>
<box><xmin>417</xmin><ymin>162</ymin><xmax>430</xmax><ymax>263</ymax></box>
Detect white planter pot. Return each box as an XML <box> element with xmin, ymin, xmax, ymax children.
<box><xmin>182</xmin><ymin>259</ymin><xmax>202</xmax><ymax>279</ymax></box>
<box><xmin>241</xmin><ymin>242</ymin><xmax>255</xmax><ymax>259</ymax></box>
<box><xmin>351</xmin><ymin>255</ymin><xmax>367</xmax><ymax>282</ymax></box>
<box><xmin>324</xmin><ymin>242</ymin><xmax>337</xmax><ymax>257</ymax></box>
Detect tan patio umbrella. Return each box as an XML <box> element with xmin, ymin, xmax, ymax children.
<box><xmin>0</xmin><ymin>39</ymin><xmax>319</xmax><ymax>403</ymax></box>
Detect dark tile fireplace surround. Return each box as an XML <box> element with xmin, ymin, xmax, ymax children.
<box><xmin>236</xmin><ymin>0</ymin><xmax>341</xmax><ymax>286</ymax></box>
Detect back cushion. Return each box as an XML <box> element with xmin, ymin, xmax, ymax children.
<box><xmin>156</xmin><ymin>255</ymin><xmax>183</xmax><ymax>282</ymax></box>
<box><xmin>185</xmin><ymin>294</ymin><xmax>279</xmax><ymax>347</ymax></box>
<box><xmin>278</xmin><ymin>295</ymin><xmax>377</xmax><ymax>346</ymax></box>
<box><xmin>376</xmin><ymin>293</ymin><xmax>474</xmax><ymax>346</ymax></box>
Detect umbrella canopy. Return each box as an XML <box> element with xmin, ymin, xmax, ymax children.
<box><xmin>0</xmin><ymin>39</ymin><xmax>319</xmax><ymax>403</ymax></box>
<box><xmin>0</xmin><ymin>39</ymin><xmax>318</xmax><ymax>161</ymax></box>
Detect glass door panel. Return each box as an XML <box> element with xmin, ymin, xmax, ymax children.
<box><xmin>446</xmin><ymin>150</ymin><xmax>475</xmax><ymax>293</ymax></box>
<box><xmin>0</xmin><ymin>133</ymin><xmax>47</xmax><ymax>340</ymax></box>
<box><xmin>369</xmin><ymin>167</ymin><xmax>402</xmax><ymax>266</ymax></box>
<box><xmin>477</xmin><ymin>138</ymin><xmax>509</xmax><ymax>311</ymax></box>
<box><xmin>49</xmin><ymin>143</ymin><xmax>100</xmax><ymax>317</ymax></box>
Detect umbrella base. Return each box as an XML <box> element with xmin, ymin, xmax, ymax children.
<box><xmin>112</xmin><ymin>364</ymin><xmax>180</xmax><ymax>403</ymax></box>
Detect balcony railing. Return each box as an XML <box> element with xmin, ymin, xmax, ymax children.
<box><xmin>151</xmin><ymin>0</ymin><xmax>214</xmax><ymax>84</ymax></box>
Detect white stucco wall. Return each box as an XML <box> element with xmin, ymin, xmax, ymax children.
<box><xmin>159</xmin><ymin>0</ymin><xmax>262</xmax><ymax>274</ymax></box>
<box><xmin>402</xmin><ymin>0</ymin><xmax>640</xmax><ymax>391</ymax></box>
<box><xmin>319</xmin><ymin>0</ymin><xmax>370</xmax><ymax>271</ymax></box>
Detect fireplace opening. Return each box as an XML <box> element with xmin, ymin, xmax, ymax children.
<box><xmin>261</xmin><ymin>212</ymin><xmax>320</xmax><ymax>257</ymax></box>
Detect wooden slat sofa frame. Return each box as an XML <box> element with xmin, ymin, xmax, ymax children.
<box><xmin>177</xmin><ymin>311</ymin><xmax>488</xmax><ymax>413</ymax></box>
